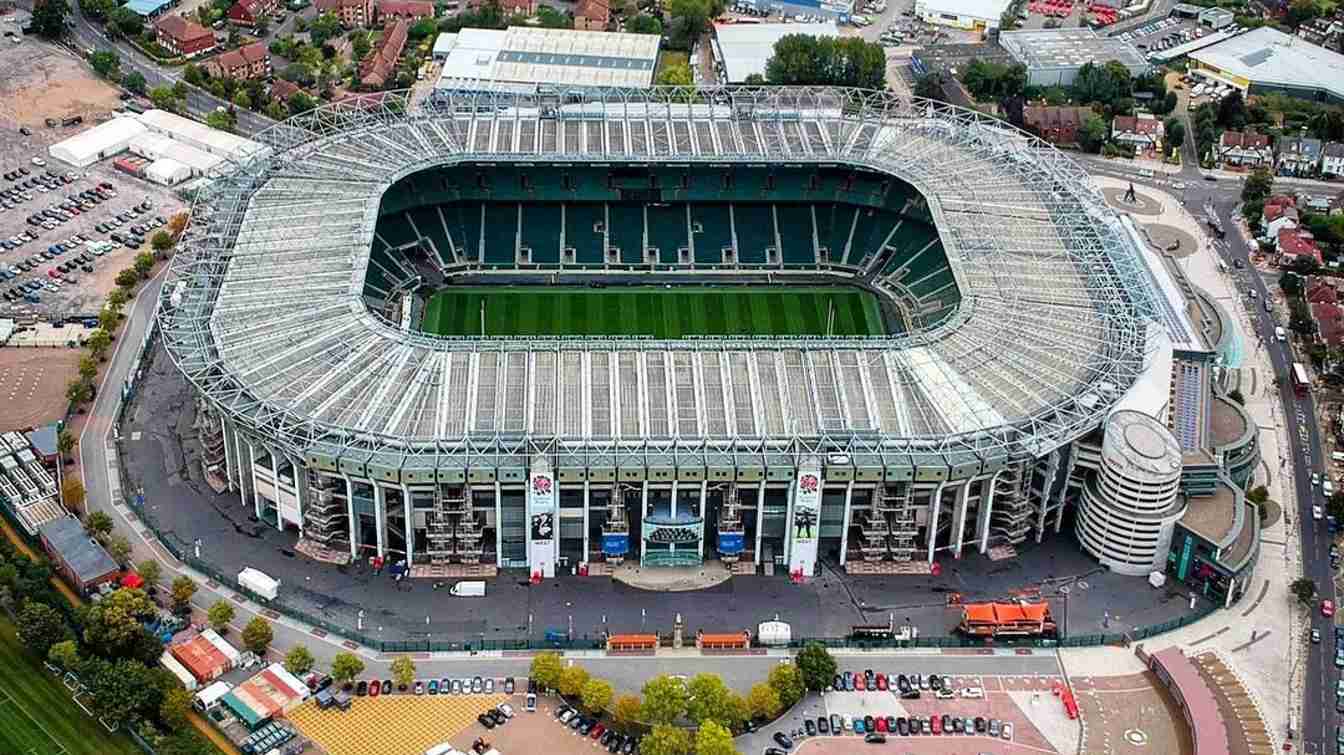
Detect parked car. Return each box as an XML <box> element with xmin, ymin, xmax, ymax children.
<box><xmin>772</xmin><ymin>732</ymin><xmax>794</xmax><ymax>750</ymax></box>
<box><xmin>356</xmin><ymin>680</ymin><xmax>368</xmax><ymax>696</ymax></box>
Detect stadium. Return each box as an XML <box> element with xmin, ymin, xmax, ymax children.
<box><xmin>157</xmin><ymin>86</ymin><xmax>1259</xmax><ymax>600</ymax></box>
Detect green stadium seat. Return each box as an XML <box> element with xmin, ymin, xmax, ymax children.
<box><xmin>482</xmin><ymin>203</ymin><xmax>519</xmax><ymax>266</ymax></box>
<box><xmin>646</xmin><ymin>203</ymin><xmax>689</xmax><ymax>265</ymax></box>
<box><xmin>439</xmin><ymin>203</ymin><xmax>482</xmax><ymax>261</ymax></box>
<box><xmin>823</xmin><ymin>204</ymin><xmax>859</xmax><ymax>265</ymax></box>
<box><xmin>905</xmin><ymin>266</ymin><xmax>957</xmax><ymax>301</ymax></box>
<box><xmin>731</xmin><ymin>204</ymin><xmax>774</xmax><ymax>265</ymax></box>
<box><xmin>691</xmin><ymin>204</ymin><xmax>732</xmax><ymax>266</ymax></box>
<box><xmin>564</xmin><ymin>203</ymin><xmax>606</xmax><ymax>265</ymax></box>
<box><xmin>520</xmin><ymin>203</ymin><xmax>562</xmax><ymax>265</ymax></box>
<box><xmin>880</xmin><ymin>224</ymin><xmax>941</xmax><ymax>278</ymax></box>
<box><xmin>406</xmin><ymin>207</ymin><xmax>454</xmax><ymax>268</ymax></box>
<box><xmin>850</xmin><ymin>209</ymin><xmax>901</xmax><ymax>268</ymax></box>
<box><xmin>607</xmin><ymin>203</ymin><xmax>645</xmax><ymax>265</ymax></box>
<box><xmin>774</xmin><ymin>204</ymin><xmax>816</xmax><ymax>266</ymax></box>
<box><xmin>375</xmin><ymin>212</ymin><xmax>418</xmax><ymax>250</ymax></box>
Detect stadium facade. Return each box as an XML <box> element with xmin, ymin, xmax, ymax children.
<box><xmin>159</xmin><ymin>87</ymin><xmax>1259</xmax><ymax>603</ymax></box>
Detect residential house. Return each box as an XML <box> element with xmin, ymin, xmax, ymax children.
<box><xmin>315</xmin><ymin>0</ymin><xmax>375</xmax><ymax>27</ymax></box>
<box><xmin>1277</xmin><ymin>227</ymin><xmax>1323</xmax><ymax>267</ymax></box>
<box><xmin>1278</xmin><ymin>136</ymin><xmax>1323</xmax><ymax>176</ymax></box>
<box><xmin>1300</xmin><ymin>193</ymin><xmax>1333</xmax><ymax>214</ymax></box>
<box><xmin>573</xmin><ymin>0</ymin><xmax>609</xmax><ymax>30</ymax></box>
<box><xmin>1332</xmin><ymin>189</ymin><xmax>1344</xmax><ymax>216</ymax></box>
<box><xmin>1218</xmin><ymin>130</ymin><xmax>1273</xmax><ymax>168</ymax></box>
<box><xmin>1262</xmin><ymin>194</ymin><xmax>1299</xmax><ymax>237</ymax></box>
<box><xmin>226</xmin><ymin>0</ymin><xmax>277</xmax><ymax>26</ymax></box>
<box><xmin>38</xmin><ymin>517</ymin><xmax>120</xmax><ymax>597</ymax></box>
<box><xmin>377</xmin><ymin>0</ymin><xmax>432</xmax><ymax>21</ymax></box>
<box><xmin>1111</xmin><ymin>114</ymin><xmax>1164</xmax><ymax>153</ymax></box>
<box><xmin>1323</xmin><ymin>142</ymin><xmax>1344</xmax><ymax>178</ymax></box>
<box><xmin>359</xmin><ymin>18</ymin><xmax>408</xmax><ymax>88</ymax></box>
<box><xmin>154</xmin><ymin>14</ymin><xmax>217</xmax><ymax>57</ymax></box>
<box><xmin>204</xmin><ymin>41</ymin><xmax>272</xmax><ymax>80</ymax></box>
<box><xmin>1307</xmin><ymin>276</ymin><xmax>1339</xmax><ymax>305</ymax></box>
<box><xmin>1314</xmin><ymin>301</ymin><xmax>1344</xmax><ymax>347</ymax></box>
<box><xmin>470</xmin><ymin>0</ymin><xmax>534</xmax><ymax>15</ymax></box>
<box><xmin>1297</xmin><ymin>14</ymin><xmax>1343</xmax><ymax>48</ymax></box>
<box><xmin>270</xmin><ymin>77</ymin><xmax>303</xmax><ymax>106</ymax></box>
<box><xmin>1021</xmin><ymin>106</ymin><xmax>1091</xmax><ymax>146</ymax></box>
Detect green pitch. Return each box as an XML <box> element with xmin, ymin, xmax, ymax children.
<box><xmin>421</xmin><ymin>286</ymin><xmax>888</xmax><ymax>338</ymax></box>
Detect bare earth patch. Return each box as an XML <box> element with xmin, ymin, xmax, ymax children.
<box><xmin>0</xmin><ymin>347</ymin><xmax>81</xmax><ymax>429</ymax></box>
<box><xmin>0</xmin><ymin>37</ymin><xmax>124</xmax><ymax>128</ymax></box>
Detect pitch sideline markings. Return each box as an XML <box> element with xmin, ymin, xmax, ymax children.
<box><xmin>0</xmin><ymin>683</ymin><xmax>72</xmax><ymax>755</ymax></box>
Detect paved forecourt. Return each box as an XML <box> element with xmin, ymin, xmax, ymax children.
<box><xmin>287</xmin><ymin>692</ymin><xmax>509</xmax><ymax>755</ymax></box>
<box><xmin>421</xmin><ymin>285</ymin><xmax>888</xmax><ymax>338</ymax></box>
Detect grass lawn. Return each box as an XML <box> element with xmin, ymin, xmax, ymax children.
<box><xmin>0</xmin><ymin>619</ymin><xmax>143</xmax><ymax>755</ymax></box>
<box><xmin>655</xmin><ymin>50</ymin><xmax>690</xmax><ymax>80</ymax></box>
<box><xmin>421</xmin><ymin>286</ymin><xmax>888</xmax><ymax>338</ymax></box>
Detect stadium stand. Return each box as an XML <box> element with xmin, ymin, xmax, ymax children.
<box><xmin>731</xmin><ymin>204</ymin><xmax>775</xmax><ymax>264</ymax></box>
<box><xmin>646</xmin><ymin>203</ymin><xmax>689</xmax><ymax>265</ymax></box>
<box><xmin>406</xmin><ymin>206</ymin><xmax>455</xmax><ymax>270</ymax></box>
<box><xmin>774</xmin><ymin>204</ymin><xmax>817</xmax><ymax>266</ymax></box>
<box><xmin>608</xmin><ymin>204</ymin><xmax>645</xmax><ymax>264</ymax></box>
<box><xmin>564</xmin><ymin>203</ymin><xmax>606</xmax><ymax>265</ymax></box>
<box><xmin>691</xmin><ymin>204</ymin><xmax>733</xmax><ymax>266</ymax></box>
<box><xmin>482</xmin><ymin>204</ymin><xmax>519</xmax><ymax>266</ymax></box>
<box><xmin>520</xmin><ymin>203</ymin><xmax>563</xmax><ymax>265</ymax></box>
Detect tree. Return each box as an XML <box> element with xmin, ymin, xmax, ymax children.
<box><xmin>960</xmin><ymin>58</ymin><xmax>1027</xmax><ymax>101</ymax></box>
<box><xmin>207</xmin><ymin>599</ymin><xmax>235</xmax><ymax>632</ymax></box>
<box><xmin>149</xmin><ymin>85</ymin><xmax>179</xmax><ymax>113</ymax></box>
<box><xmin>169</xmin><ymin>212</ymin><xmax>189</xmax><ymax>238</ymax></box>
<box><xmin>110</xmin><ymin>5</ymin><xmax>144</xmax><ymax>37</ymax></box>
<box><xmin>151</xmin><ymin>230</ymin><xmax>174</xmax><ymax>254</ymax></box>
<box><xmin>17</xmin><ymin>601</ymin><xmax>68</xmax><ymax>658</ymax></box>
<box><xmin>48</xmin><ymin>639</ymin><xmax>81</xmax><ymax>671</ymax></box>
<box><xmin>581</xmin><ymin>677</ymin><xmax>614</xmax><ymax>715</ymax></box>
<box><xmin>135</xmin><ymin>252</ymin><xmax>156</xmax><ymax>278</ymax></box>
<box><xmin>84</xmin><ymin>588</ymin><xmax>157</xmax><ymax>657</ymax></box>
<box><xmin>99</xmin><ymin>307</ymin><xmax>119</xmax><ymax>333</ymax></box>
<box><xmin>288</xmin><ymin>91</ymin><xmax>317</xmax><ymax>116</ymax></box>
<box><xmin>232</xmin><ymin>90</ymin><xmax>252</xmax><ymax>111</ymax></box>
<box><xmin>765</xmin><ymin>34</ymin><xmax>885</xmax><ymax>90</ymax></box>
<box><xmin>686</xmin><ymin>673</ymin><xmax>733</xmax><ymax>727</ymax></box>
<box><xmin>612</xmin><ymin>693</ymin><xmax>644</xmax><ymax>733</ymax></box>
<box><xmin>1242</xmin><ymin>168</ymin><xmax>1274</xmax><ymax>204</ymax></box>
<box><xmin>640</xmin><ymin>675</ymin><xmax>689</xmax><ymax>725</ymax></box>
<box><xmin>66</xmin><ymin>379</ymin><xmax>93</xmax><ymax>406</ymax></box>
<box><xmin>160</xmin><ymin>686</ymin><xmax>193</xmax><ymax>730</ymax></box>
<box><xmin>61</xmin><ymin>476</ymin><xmax>86</xmax><ymax>510</ymax></box>
<box><xmin>156</xmin><ymin>731</ymin><xmax>216</xmax><ymax>755</ymax></box>
<box><xmin>123</xmin><ymin>70</ymin><xmax>147</xmax><ymax>94</ymax></box>
<box><xmin>33</xmin><ymin>0</ymin><xmax>68</xmax><ymax>39</ymax></box>
<box><xmin>206</xmin><ymin>110</ymin><xmax>235</xmax><ymax>133</ymax></box>
<box><xmin>352</xmin><ymin>33</ymin><xmax>372</xmax><ymax>63</ymax></box>
<box><xmin>529</xmin><ymin>651</ymin><xmax>563</xmax><ymax>691</ymax></box>
<box><xmin>1079</xmin><ymin>115</ymin><xmax>1107</xmax><ymax>154</ymax></box>
<box><xmin>641</xmin><ymin>724</ymin><xmax>691</xmax><ymax>755</ymax></box>
<box><xmin>331</xmin><ymin>651</ymin><xmax>365</xmax><ymax>684</ymax></box>
<box><xmin>747</xmin><ymin>682</ymin><xmax>780</xmax><ymax>720</ymax></box>
<box><xmin>1165</xmin><ymin>118</ymin><xmax>1185</xmax><ymax>151</ymax></box>
<box><xmin>106</xmin><ymin>534</ymin><xmax>131</xmax><ymax>566</ymax></box>
<box><xmin>284</xmin><ymin>644</ymin><xmax>315</xmax><ymax>675</ymax></box>
<box><xmin>309</xmin><ymin>12</ymin><xmax>342</xmax><ymax>46</ymax></box>
<box><xmin>389</xmin><ymin>655</ymin><xmax>416</xmax><ymax>688</ymax></box>
<box><xmin>1246</xmin><ymin>485</ymin><xmax>1269</xmax><ymax>505</ymax></box>
<box><xmin>241</xmin><ymin>616</ymin><xmax>274</xmax><ymax>655</ymax></box>
<box><xmin>85</xmin><ymin>510</ymin><xmax>114</xmax><ymax>537</ymax></box>
<box><xmin>90</xmin><ymin>50</ymin><xmax>121</xmax><ymax>80</ymax></box>
<box><xmin>1330</xmin><ymin>490</ymin><xmax>1344</xmax><ymax>523</ymax></box>
<box><xmin>694</xmin><ymin>721</ymin><xmax>738</xmax><ymax>755</ymax></box>
<box><xmin>1218</xmin><ymin>90</ymin><xmax>1249</xmax><ymax>130</ymax></box>
<box><xmin>136</xmin><ymin>559</ymin><xmax>161</xmax><ymax>589</ymax></box>
<box><xmin>170</xmin><ymin>576</ymin><xmax>197</xmax><ymax>614</ymax></box>
<box><xmin>80</xmin><ymin>0</ymin><xmax>116</xmax><ymax>21</ymax></box>
<box><xmin>767</xmin><ymin>663</ymin><xmax>804</xmax><ymax>709</ymax></box>
<box><xmin>1292</xmin><ymin>577</ymin><xmax>1318</xmax><ymax>607</ymax></box>
<box><xmin>85</xmin><ymin>657</ymin><xmax>165</xmax><ymax>724</ymax></box>
<box><xmin>795</xmin><ymin>642</ymin><xmax>837</xmax><ymax>692</ymax></box>
<box><xmin>558</xmin><ymin>664</ymin><xmax>591</xmax><ymax>698</ymax></box>
<box><xmin>626</xmin><ymin>14</ymin><xmax>662</xmax><ymax>35</ymax></box>
<box><xmin>657</xmin><ymin>62</ymin><xmax>693</xmax><ymax>87</ymax></box>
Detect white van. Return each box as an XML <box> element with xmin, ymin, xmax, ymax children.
<box><xmin>1276</xmin><ymin>326</ymin><xmax>1286</xmax><ymax>341</ymax></box>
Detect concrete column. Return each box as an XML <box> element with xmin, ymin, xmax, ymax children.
<box><xmin>220</xmin><ymin>415</ymin><xmax>234</xmax><ymax>492</ymax></box>
<box><xmin>291</xmin><ymin>457</ymin><xmax>304</xmax><ymax>537</ymax></box>
<box><xmin>977</xmin><ymin>470</ymin><xmax>1003</xmax><ymax>555</ymax></box>
<box><xmin>401</xmin><ymin>483</ymin><xmax>414</xmax><ymax>565</ymax></box>
<box><xmin>270</xmin><ymin>451</ymin><xmax>283</xmax><ymax>532</ymax></box>
<box><xmin>698</xmin><ymin>480</ymin><xmax>707</xmax><ymax>559</ymax></box>
<box><xmin>754</xmin><ymin>481</ymin><xmax>766</xmax><ymax>566</ymax></box>
<box><xmin>926</xmin><ymin>481</ymin><xmax>947</xmax><ymax>564</ymax></box>
<box><xmin>582</xmin><ymin>479</ymin><xmax>590</xmax><ymax>564</ymax></box>
<box><xmin>670</xmin><ymin>480</ymin><xmax>679</xmax><ymax>560</ymax></box>
<box><xmin>838</xmin><ymin>481</ymin><xmax>855</xmax><ymax>566</ymax></box>
<box><xmin>640</xmin><ymin>483</ymin><xmax>649</xmax><ymax>566</ymax></box>
<box><xmin>494</xmin><ymin>479</ymin><xmax>503</xmax><ymax>568</ymax></box>
<box><xmin>373</xmin><ymin>484</ymin><xmax>387</xmax><ymax>558</ymax></box>
<box><xmin>341</xmin><ymin>472</ymin><xmax>357</xmax><ymax>560</ymax></box>
<box><xmin>783</xmin><ymin>474</ymin><xmax>797</xmax><ymax>566</ymax></box>
<box><xmin>952</xmin><ymin>481</ymin><xmax>971</xmax><ymax>558</ymax></box>
<box><xmin>245</xmin><ymin>440</ymin><xmax>263</xmax><ymax>521</ymax></box>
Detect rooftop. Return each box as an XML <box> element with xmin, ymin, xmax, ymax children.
<box><xmin>919</xmin><ymin>0</ymin><xmax>1014</xmax><ymax>21</ymax></box>
<box><xmin>1191</xmin><ymin>27</ymin><xmax>1344</xmax><ymax>101</ymax></box>
<box><xmin>38</xmin><ymin>516</ymin><xmax>119</xmax><ymax>585</ymax></box>
<box><xmin>1000</xmin><ymin>27</ymin><xmax>1148</xmax><ymax>71</ymax></box>
<box><xmin>437</xmin><ymin>26</ymin><xmax>660</xmax><ymax>91</ymax></box>
<box><xmin>1179</xmin><ymin>483</ymin><xmax>1238</xmax><ymax>546</ymax></box>
<box><xmin>712</xmin><ymin>22</ymin><xmax>839</xmax><ymax>83</ymax></box>
<box><xmin>1208</xmin><ymin>395</ymin><xmax>1249</xmax><ymax>448</ymax></box>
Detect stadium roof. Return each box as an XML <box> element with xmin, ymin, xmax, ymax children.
<box><xmin>712</xmin><ymin>22</ymin><xmax>839</xmax><ymax>83</ymax></box>
<box><xmin>999</xmin><ymin>28</ymin><xmax>1148</xmax><ymax>72</ymax></box>
<box><xmin>158</xmin><ymin>86</ymin><xmax>1159</xmax><ymax>470</ymax></box>
<box><xmin>437</xmin><ymin>27</ymin><xmax>659</xmax><ymax>93</ymax></box>
<box><xmin>1189</xmin><ymin>27</ymin><xmax>1344</xmax><ymax>101</ymax></box>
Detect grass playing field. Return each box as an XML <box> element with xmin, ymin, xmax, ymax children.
<box><xmin>0</xmin><ymin>620</ymin><xmax>141</xmax><ymax>755</ymax></box>
<box><xmin>421</xmin><ymin>286</ymin><xmax>888</xmax><ymax>338</ymax></box>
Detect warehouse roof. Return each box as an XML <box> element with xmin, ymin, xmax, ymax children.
<box><xmin>919</xmin><ymin>0</ymin><xmax>1013</xmax><ymax>22</ymax></box>
<box><xmin>38</xmin><ymin>517</ymin><xmax>118</xmax><ymax>586</ymax></box>
<box><xmin>1000</xmin><ymin>28</ymin><xmax>1147</xmax><ymax>71</ymax></box>
<box><xmin>713</xmin><ymin>22</ymin><xmax>838</xmax><ymax>83</ymax></box>
<box><xmin>437</xmin><ymin>26</ymin><xmax>659</xmax><ymax>91</ymax></box>
<box><xmin>1190</xmin><ymin>27</ymin><xmax>1344</xmax><ymax>100</ymax></box>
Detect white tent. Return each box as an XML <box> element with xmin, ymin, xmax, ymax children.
<box><xmin>47</xmin><ymin>118</ymin><xmax>147</xmax><ymax>168</ymax></box>
<box><xmin>130</xmin><ymin>132</ymin><xmax>226</xmax><ymax>176</ymax></box>
<box><xmin>146</xmin><ymin>158</ymin><xmax>192</xmax><ymax>186</ymax></box>
<box><xmin>138</xmin><ymin>109</ymin><xmax>266</xmax><ymax>163</ymax></box>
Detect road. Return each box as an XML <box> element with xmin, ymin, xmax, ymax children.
<box><xmin>59</xmin><ymin>2</ymin><xmax>277</xmax><ymax>136</ymax></box>
<box><xmin>1081</xmin><ymin>128</ymin><xmax>1333</xmax><ymax>748</ymax></box>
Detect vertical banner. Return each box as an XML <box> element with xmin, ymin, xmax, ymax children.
<box><xmin>527</xmin><ymin>458</ymin><xmax>558</xmax><ymax>578</ymax></box>
<box><xmin>788</xmin><ymin>463</ymin><xmax>821</xmax><ymax>577</ymax></box>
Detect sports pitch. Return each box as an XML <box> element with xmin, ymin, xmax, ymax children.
<box><xmin>421</xmin><ymin>286</ymin><xmax>888</xmax><ymax>338</ymax></box>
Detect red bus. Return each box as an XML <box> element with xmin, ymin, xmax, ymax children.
<box><xmin>1292</xmin><ymin>362</ymin><xmax>1311</xmax><ymax>397</ymax></box>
